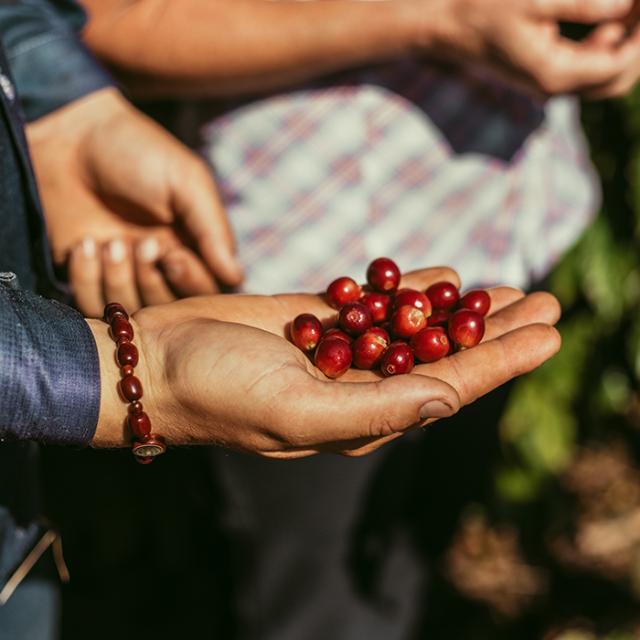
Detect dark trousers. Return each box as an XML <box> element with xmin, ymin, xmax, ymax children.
<box><xmin>211</xmin><ymin>384</ymin><xmax>511</xmax><ymax>640</ymax></box>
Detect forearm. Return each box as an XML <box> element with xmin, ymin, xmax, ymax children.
<box><xmin>82</xmin><ymin>0</ymin><xmax>433</xmax><ymax>98</ymax></box>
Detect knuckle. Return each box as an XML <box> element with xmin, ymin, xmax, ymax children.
<box><xmin>366</xmin><ymin>413</ymin><xmax>400</xmax><ymax>439</ymax></box>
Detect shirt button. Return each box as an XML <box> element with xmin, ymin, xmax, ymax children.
<box><xmin>0</xmin><ymin>71</ymin><xmax>15</xmax><ymax>102</ymax></box>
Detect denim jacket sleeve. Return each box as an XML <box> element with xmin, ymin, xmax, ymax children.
<box><xmin>0</xmin><ymin>0</ymin><xmax>112</xmax><ymax>122</ymax></box>
<box><xmin>0</xmin><ymin>274</ymin><xmax>100</xmax><ymax>445</ymax></box>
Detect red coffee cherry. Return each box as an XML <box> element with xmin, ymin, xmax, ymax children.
<box><xmin>380</xmin><ymin>342</ymin><xmax>414</xmax><ymax>377</ymax></box>
<box><xmin>352</xmin><ymin>327</ymin><xmax>390</xmax><ymax>370</ymax></box>
<box><xmin>322</xmin><ymin>328</ymin><xmax>352</xmax><ymax>344</ymax></box>
<box><xmin>390</xmin><ymin>305</ymin><xmax>427</xmax><ymax>338</ymax></box>
<box><xmin>339</xmin><ymin>302</ymin><xmax>373</xmax><ymax>336</ymax></box>
<box><xmin>326</xmin><ymin>277</ymin><xmax>361</xmax><ymax>309</ymax></box>
<box><xmin>428</xmin><ymin>309</ymin><xmax>450</xmax><ymax>327</ymax></box>
<box><xmin>290</xmin><ymin>313</ymin><xmax>323</xmax><ymax>352</ymax></box>
<box><xmin>448</xmin><ymin>309</ymin><xmax>485</xmax><ymax>349</ymax></box>
<box><xmin>314</xmin><ymin>337</ymin><xmax>353</xmax><ymax>379</ymax></box>
<box><xmin>426</xmin><ymin>281</ymin><xmax>460</xmax><ymax>310</ymax></box>
<box><xmin>361</xmin><ymin>292</ymin><xmax>392</xmax><ymax>324</ymax></box>
<box><xmin>366</xmin><ymin>257</ymin><xmax>401</xmax><ymax>293</ymax></box>
<box><xmin>459</xmin><ymin>289</ymin><xmax>491</xmax><ymax>316</ymax></box>
<box><xmin>393</xmin><ymin>288</ymin><xmax>432</xmax><ymax>316</ymax></box>
<box><xmin>411</xmin><ymin>327</ymin><xmax>450</xmax><ymax>363</ymax></box>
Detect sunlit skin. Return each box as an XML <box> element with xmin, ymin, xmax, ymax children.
<box><xmin>27</xmin><ymin>88</ymin><xmax>243</xmax><ymax>317</ymax></box>
<box><xmin>89</xmin><ymin>267</ymin><xmax>561</xmax><ymax>459</ymax></box>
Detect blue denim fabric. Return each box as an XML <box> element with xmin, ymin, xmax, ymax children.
<box><xmin>0</xmin><ymin>0</ymin><xmax>112</xmax><ymax>121</ymax></box>
<box><xmin>0</xmin><ymin>282</ymin><xmax>100</xmax><ymax>444</ymax></box>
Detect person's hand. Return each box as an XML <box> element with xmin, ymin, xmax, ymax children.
<box><xmin>26</xmin><ymin>87</ymin><xmax>243</xmax><ymax>318</ymax></box>
<box><xmin>417</xmin><ymin>0</ymin><xmax>640</xmax><ymax>97</ymax></box>
<box><xmin>89</xmin><ymin>267</ymin><xmax>562</xmax><ymax>458</ymax></box>
<box><xmin>579</xmin><ymin>0</ymin><xmax>640</xmax><ymax>97</ymax></box>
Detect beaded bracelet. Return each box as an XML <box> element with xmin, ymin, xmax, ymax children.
<box><xmin>103</xmin><ymin>303</ymin><xmax>167</xmax><ymax>464</ymax></box>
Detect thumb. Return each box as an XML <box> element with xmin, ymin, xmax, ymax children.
<box><xmin>292</xmin><ymin>374</ymin><xmax>461</xmax><ymax>447</ymax></box>
<box><xmin>171</xmin><ymin>160</ymin><xmax>244</xmax><ymax>286</ymax></box>
<box><xmin>532</xmin><ymin>0</ymin><xmax>633</xmax><ymax>23</ymax></box>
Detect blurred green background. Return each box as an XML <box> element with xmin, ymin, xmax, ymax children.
<box><xmin>426</xmin><ymin>93</ymin><xmax>640</xmax><ymax>639</ymax></box>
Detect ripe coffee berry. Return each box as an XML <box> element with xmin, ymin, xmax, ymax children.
<box><xmin>426</xmin><ymin>281</ymin><xmax>460</xmax><ymax>310</ymax></box>
<box><xmin>314</xmin><ymin>337</ymin><xmax>353</xmax><ymax>379</ymax></box>
<box><xmin>367</xmin><ymin>257</ymin><xmax>401</xmax><ymax>293</ymax></box>
<box><xmin>411</xmin><ymin>327</ymin><xmax>450</xmax><ymax>363</ymax></box>
<box><xmin>428</xmin><ymin>309</ymin><xmax>450</xmax><ymax>327</ymax></box>
<box><xmin>361</xmin><ymin>292</ymin><xmax>392</xmax><ymax>324</ymax></box>
<box><xmin>353</xmin><ymin>328</ymin><xmax>390</xmax><ymax>370</ymax></box>
<box><xmin>391</xmin><ymin>305</ymin><xmax>427</xmax><ymax>338</ymax></box>
<box><xmin>449</xmin><ymin>309</ymin><xmax>485</xmax><ymax>349</ymax></box>
<box><xmin>322</xmin><ymin>328</ymin><xmax>352</xmax><ymax>344</ymax></box>
<box><xmin>326</xmin><ymin>277</ymin><xmax>361</xmax><ymax>309</ymax></box>
<box><xmin>380</xmin><ymin>342</ymin><xmax>414</xmax><ymax>377</ymax></box>
<box><xmin>339</xmin><ymin>302</ymin><xmax>373</xmax><ymax>336</ymax></box>
<box><xmin>290</xmin><ymin>313</ymin><xmax>323</xmax><ymax>352</ymax></box>
<box><xmin>459</xmin><ymin>289</ymin><xmax>491</xmax><ymax>316</ymax></box>
<box><xmin>394</xmin><ymin>288</ymin><xmax>432</xmax><ymax>316</ymax></box>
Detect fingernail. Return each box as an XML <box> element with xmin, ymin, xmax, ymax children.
<box><xmin>108</xmin><ymin>239</ymin><xmax>126</xmax><ymax>264</ymax></box>
<box><xmin>136</xmin><ymin>237</ymin><xmax>159</xmax><ymax>263</ymax></box>
<box><xmin>81</xmin><ymin>236</ymin><xmax>96</xmax><ymax>259</ymax></box>
<box><xmin>419</xmin><ymin>400</ymin><xmax>454</xmax><ymax>420</ymax></box>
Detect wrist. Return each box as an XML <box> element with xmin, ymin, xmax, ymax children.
<box><xmin>400</xmin><ymin>0</ymin><xmax>477</xmax><ymax>60</ymax></box>
<box><xmin>88</xmin><ymin>315</ymin><xmax>169</xmax><ymax>448</ymax></box>
<box><xmin>87</xmin><ymin>318</ymin><xmax>126</xmax><ymax>447</ymax></box>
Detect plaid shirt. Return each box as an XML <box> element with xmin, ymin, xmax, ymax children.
<box><xmin>200</xmin><ymin>60</ymin><xmax>599</xmax><ymax>293</ymax></box>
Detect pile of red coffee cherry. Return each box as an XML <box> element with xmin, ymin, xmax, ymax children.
<box><xmin>290</xmin><ymin>258</ymin><xmax>490</xmax><ymax>379</ymax></box>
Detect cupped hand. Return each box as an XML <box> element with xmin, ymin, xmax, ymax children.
<box><xmin>92</xmin><ymin>267</ymin><xmax>561</xmax><ymax>458</ymax></box>
<box><xmin>421</xmin><ymin>0</ymin><xmax>640</xmax><ymax>97</ymax></box>
<box><xmin>27</xmin><ymin>87</ymin><xmax>243</xmax><ymax>317</ymax></box>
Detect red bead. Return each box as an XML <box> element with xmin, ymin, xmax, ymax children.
<box><xmin>104</xmin><ymin>302</ymin><xmax>128</xmax><ymax>323</ymax></box>
<box><xmin>121</xmin><ymin>365</ymin><xmax>134</xmax><ymax>378</ymax></box>
<box><xmin>129</xmin><ymin>412</ymin><xmax>152</xmax><ymax>439</ymax></box>
<box><xmin>120</xmin><ymin>375</ymin><xmax>143</xmax><ymax>401</ymax></box>
<box><xmin>110</xmin><ymin>316</ymin><xmax>133</xmax><ymax>341</ymax></box>
<box><xmin>128</xmin><ymin>401</ymin><xmax>144</xmax><ymax>415</ymax></box>
<box><xmin>117</xmin><ymin>341</ymin><xmax>139</xmax><ymax>367</ymax></box>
